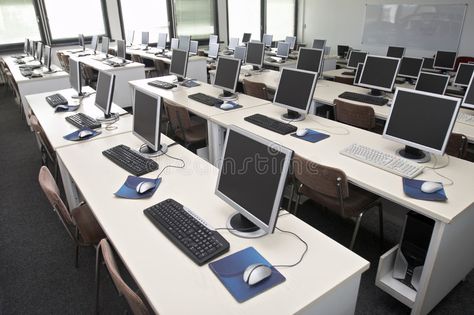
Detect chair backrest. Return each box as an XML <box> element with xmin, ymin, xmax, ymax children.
<box><xmin>446</xmin><ymin>133</ymin><xmax>468</xmax><ymax>159</ymax></box>
<box><xmin>334</xmin><ymin>99</ymin><xmax>375</xmax><ymax>130</ymax></box>
<box><xmin>153</xmin><ymin>59</ymin><xmax>168</xmax><ymax>77</ymax></box>
<box><xmin>455</xmin><ymin>56</ymin><xmax>474</xmax><ymax>71</ymax></box>
<box><xmin>334</xmin><ymin>76</ymin><xmax>354</xmax><ymax>85</ymax></box>
<box><xmin>163</xmin><ymin>101</ymin><xmax>192</xmax><ymax>133</ymax></box>
<box><xmin>80</xmin><ymin>63</ymin><xmax>95</xmax><ymax>84</ymax></box>
<box><xmin>131</xmin><ymin>54</ymin><xmax>143</xmax><ymax>64</ymax></box>
<box><xmin>99</xmin><ymin>239</ymin><xmax>150</xmax><ymax>315</ymax></box>
<box><xmin>60</xmin><ymin>54</ymin><xmax>70</xmax><ymax>72</ymax></box>
<box><xmin>292</xmin><ymin>154</ymin><xmax>349</xmax><ymax>199</ymax></box>
<box><xmin>56</xmin><ymin>52</ymin><xmax>65</xmax><ymax>69</ymax></box>
<box><xmin>242</xmin><ymin>79</ymin><xmax>268</xmax><ymax>100</ymax></box>
<box><xmin>30</xmin><ymin>115</ymin><xmax>54</xmax><ymax>155</ymax></box>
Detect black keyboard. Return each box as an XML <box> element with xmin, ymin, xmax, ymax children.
<box><xmin>445</xmin><ymin>88</ymin><xmax>465</xmax><ymax>96</ymax></box>
<box><xmin>102</xmin><ymin>144</ymin><xmax>159</xmax><ymax>176</ymax></box>
<box><xmin>244</xmin><ymin>114</ymin><xmax>297</xmax><ymax>135</ymax></box>
<box><xmin>46</xmin><ymin>93</ymin><xmax>68</xmax><ymax>107</ymax></box>
<box><xmin>188</xmin><ymin>93</ymin><xmax>223</xmax><ymax>106</ymax></box>
<box><xmin>143</xmin><ymin>198</ymin><xmax>230</xmax><ymax>266</ymax></box>
<box><xmin>338</xmin><ymin>91</ymin><xmax>389</xmax><ymax>106</ymax></box>
<box><xmin>65</xmin><ymin>113</ymin><xmax>101</xmax><ymax>129</ymax></box>
<box><xmin>341</xmin><ymin>71</ymin><xmax>355</xmax><ymax>76</ymax></box>
<box><xmin>20</xmin><ymin>69</ymin><xmax>33</xmax><ymax>77</ymax></box>
<box><xmin>148</xmin><ymin>80</ymin><xmax>176</xmax><ymax>90</ymax></box>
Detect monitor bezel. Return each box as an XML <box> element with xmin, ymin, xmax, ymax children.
<box><xmin>312</xmin><ymin>39</ymin><xmax>326</xmax><ymax>50</ymax></box>
<box><xmin>169</xmin><ymin>48</ymin><xmax>189</xmax><ymax>79</ymax></box>
<box><xmin>213</xmin><ymin>56</ymin><xmax>242</xmax><ymax>94</ymax></box>
<box><xmin>273</xmin><ymin>67</ymin><xmax>318</xmax><ymax>115</ymax></box>
<box><xmin>296</xmin><ymin>47</ymin><xmax>324</xmax><ymax>73</ymax></box>
<box><xmin>383</xmin><ymin>87</ymin><xmax>461</xmax><ymax>156</ymax></box>
<box><xmin>386</xmin><ymin>46</ymin><xmax>405</xmax><ymax>58</ymax></box>
<box><xmin>233</xmin><ymin>46</ymin><xmax>246</xmax><ymax>61</ymax></box>
<box><xmin>415</xmin><ymin>71</ymin><xmax>450</xmax><ymax>95</ymax></box>
<box><xmin>132</xmin><ymin>88</ymin><xmax>162</xmax><ymax>152</ymax></box>
<box><xmin>398</xmin><ymin>56</ymin><xmax>424</xmax><ymax>79</ymax></box>
<box><xmin>347</xmin><ymin>50</ymin><xmax>368</xmax><ymax>69</ymax></box>
<box><xmin>453</xmin><ymin>63</ymin><xmax>474</xmax><ymax>87</ymax></box>
<box><xmin>358</xmin><ymin>55</ymin><xmax>400</xmax><ymax>93</ymax></box>
<box><xmin>170</xmin><ymin>38</ymin><xmax>179</xmax><ymax>50</ymax></box>
<box><xmin>157</xmin><ymin>33</ymin><xmax>167</xmax><ymax>50</ymax></box>
<box><xmin>215</xmin><ymin>125</ymin><xmax>293</xmax><ymax>235</ymax></box>
<box><xmin>208</xmin><ymin>43</ymin><xmax>219</xmax><ymax>58</ymax></box>
<box><xmin>36</xmin><ymin>41</ymin><xmax>43</xmax><ymax>64</ymax></box>
<box><xmin>461</xmin><ymin>72</ymin><xmax>474</xmax><ymax>109</ymax></box>
<box><xmin>354</xmin><ymin>62</ymin><xmax>364</xmax><ymax>85</ymax></box>
<box><xmin>434</xmin><ymin>50</ymin><xmax>457</xmax><ymax>71</ymax></box>
<box><xmin>95</xmin><ymin>71</ymin><xmax>116</xmax><ymax>116</ymax></box>
<box><xmin>44</xmin><ymin>45</ymin><xmax>52</xmax><ymax>70</ymax></box>
<box><xmin>276</xmin><ymin>42</ymin><xmax>290</xmax><ymax>58</ymax></box>
<box><xmin>245</xmin><ymin>42</ymin><xmax>264</xmax><ymax>68</ymax></box>
<box><xmin>262</xmin><ymin>34</ymin><xmax>273</xmax><ymax>47</ymax></box>
<box><xmin>228</xmin><ymin>37</ymin><xmax>239</xmax><ymax>51</ymax></box>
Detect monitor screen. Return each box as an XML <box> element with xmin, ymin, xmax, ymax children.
<box><xmin>312</xmin><ymin>39</ymin><xmax>326</xmax><ymax>50</ymax></box>
<box><xmin>141</xmin><ymin>31</ymin><xmax>149</xmax><ymax>45</ymax></box>
<box><xmin>434</xmin><ymin>51</ymin><xmax>457</xmax><ymax>70</ymax></box>
<box><xmin>215</xmin><ymin>127</ymin><xmax>292</xmax><ymax>235</ymax></box>
<box><xmin>157</xmin><ymin>33</ymin><xmax>167</xmax><ymax>50</ymax></box>
<box><xmin>422</xmin><ymin>57</ymin><xmax>435</xmax><ymax>70</ymax></box>
<box><xmin>69</xmin><ymin>58</ymin><xmax>82</xmax><ymax>95</ymax></box>
<box><xmin>387</xmin><ymin>46</ymin><xmax>405</xmax><ymax>58</ymax></box>
<box><xmin>209</xmin><ymin>34</ymin><xmax>218</xmax><ymax>44</ymax></box>
<box><xmin>415</xmin><ymin>72</ymin><xmax>449</xmax><ymax>95</ymax></box>
<box><xmin>285</xmin><ymin>36</ymin><xmax>296</xmax><ymax>50</ymax></box>
<box><xmin>101</xmin><ymin>36</ymin><xmax>110</xmax><ymax>54</ymax></box>
<box><xmin>296</xmin><ymin>47</ymin><xmax>323</xmax><ymax>73</ymax></box>
<box><xmin>347</xmin><ymin>51</ymin><xmax>368</xmax><ymax>69</ymax></box>
<box><xmin>228</xmin><ymin>37</ymin><xmax>239</xmax><ymax>50</ymax></box>
<box><xmin>454</xmin><ymin>63</ymin><xmax>474</xmax><ymax>87</ymax></box>
<box><xmin>354</xmin><ymin>62</ymin><xmax>364</xmax><ymax>85</ymax></box>
<box><xmin>213</xmin><ymin>57</ymin><xmax>241</xmax><ymax>93</ymax></box>
<box><xmin>398</xmin><ymin>57</ymin><xmax>423</xmax><ymax>79</ymax></box>
<box><xmin>462</xmin><ymin>74</ymin><xmax>474</xmax><ymax>109</ymax></box>
<box><xmin>116</xmin><ymin>39</ymin><xmax>126</xmax><ymax>59</ymax></box>
<box><xmin>133</xmin><ymin>89</ymin><xmax>161</xmax><ymax>151</ymax></box>
<box><xmin>78</xmin><ymin>34</ymin><xmax>85</xmax><ymax>51</ymax></box>
<box><xmin>383</xmin><ymin>88</ymin><xmax>460</xmax><ymax>155</ymax></box>
<box><xmin>91</xmin><ymin>35</ymin><xmax>98</xmax><ymax>52</ymax></box>
<box><xmin>245</xmin><ymin>42</ymin><xmax>264</xmax><ymax>68</ymax></box>
<box><xmin>359</xmin><ymin>55</ymin><xmax>400</xmax><ymax>92</ymax></box>
<box><xmin>36</xmin><ymin>42</ymin><xmax>43</xmax><ymax>64</ymax></box>
<box><xmin>190</xmin><ymin>40</ymin><xmax>198</xmax><ymax>54</ymax></box>
<box><xmin>233</xmin><ymin>46</ymin><xmax>246</xmax><ymax>61</ymax></box>
<box><xmin>30</xmin><ymin>41</ymin><xmax>36</xmax><ymax>58</ymax></box>
<box><xmin>170</xmin><ymin>38</ymin><xmax>179</xmax><ymax>50</ymax></box>
<box><xmin>24</xmin><ymin>38</ymin><xmax>29</xmax><ymax>54</ymax></box>
<box><xmin>274</xmin><ymin>68</ymin><xmax>318</xmax><ymax>114</ymax></box>
<box><xmin>95</xmin><ymin>71</ymin><xmax>115</xmax><ymax>116</ymax></box>
<box><xmin>262</xmin><ymin>34</ymin><xmax>273</xmax><ymax>47</ymax></box>
<box><xmin>43</xmin><ymin>45</ymin><xmax>52</xmax><ymax>70</ymax></box>
<box><xmin>170</xmin><ymin>49</ymin><xmax>188</xmax><ymax>78</ymax></box>
<box><xmin>337</xmin><ymin>45</ymin><xmax>349</xmax><ymax>58</ymax></box>
<box><xmin>178</xmin><ymin>35</ymin><xmax>191</xmax><ymax>51</ymax></box>
<box><xmin>242</xmin><ymin>33</ymin><xmax>251</xmax><ymax>43</ymax></box>
<box><xmin>276</xmin><ymin>42</ymin><xmax>290</xmax><ymax>58</ymax></box>
<box><xmin>208</xmin><ymin>43</ymin><xmax>219</xmax><ymax>59</ymax></box>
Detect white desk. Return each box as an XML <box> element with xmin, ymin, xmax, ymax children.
<box><xmin>56</xmin><ymin>132</ymin><xmax>369</xmax><ymax>315</ymax></box>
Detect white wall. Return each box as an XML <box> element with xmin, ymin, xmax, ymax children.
<box><xmin>299</xmin><ymin>0</ymin><xmax>474</xmax><ymax>57</ymax></box>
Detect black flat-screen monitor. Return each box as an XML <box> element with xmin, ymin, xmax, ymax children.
<box><xmin>415</xmin><ymin>72</ymin><xmax>450</xmax><ymax>95</ymax></box>
<box><xmin>116</xmin><ymin>39</ymin><xmax>126</xmax><ymax>60</ymax></box>
<box><xmin>434</xmin><ymin>51</ymin><xmax>457</xmax><ymax>71</ymax></box>
<box><xmin>387</xmin><ymin>46</ymin><xmax>405</xmax><ymax>58</ymax></box>
<box><xmin>296</xmin><ymin>47</ymin><xmax>323</xmax><ymax>73</ymax></box>
<box><xmin>213</xmin><ymin>56</ymin><xmax>241</xmax><ymax>98</ymax></box>
<box><xmin>312</xmin><ymin>39</ymin><xmax>326</xmax><ymax>50</ymax></box>
<box><xmin>95</xmin><ymin>71</ymin><xmax>116</xmax><ymax>118</ymax></box>
<box><xmin>354</xmin><ymin>62</ymin><xmax>364</xmax><ymax>85</ymax></box>
<box><xmin>215</xmin><ymin>126</ymin><xmax>293</xmax><ymax>238</ymax></box>
<box><xmin>169</xmin><ymin>48</ymin><xmax>188</xmax><ymax>81</ymax></box>
<box><xmin>242</xmin><ymin>33</ymin><xmax>251</xmax><ymax>43</ymax></box>
<box><xmin>245</xmin><ymin>42</ymin><xmax>264</xmax><ymax>70</ymax></box>
<box><xmin>383</xmin><ymin>88</ymin><xmax>460</xmax><ymax>161</ymax></box>
<box><xmin>398</xmin><ymin>57</ymin><xmax>423</xmax><ymax>80</ymax></box>
<box><xmin>178</xmin><ymin>35</ymin><xmax>191</xmax><ymax>51</ymax></box>
<box><xmin>157</xmin><ymin>33</ymin><xmax>167</xmax><ymax>50</ymax></box>
<box><xmin>69</xmin><ymin>58</ymin><xmax>82</xmax><ymax>97</ymax></box>
<box><xmin>141</xmin><ymin>31</ymin><xmax>149</xmax><ymax>46</ymax></box>
<box><xmin>462</xmin><ymin>74</ymin><xmax>474</xmax><ymax>109</ymax></box>
<box><xmin>359</xmin><ymin>55</ymin><xmax>400</xmax><ymax>94</ymax></box>
<box><xmin>337</xmin><ymin>45</ymin><xmax>349</xmax><ymax>58</ymax></box>
<box><xmin>276</xmin><ymin>42</ymin><xmax>290</xmax><ymax>58</ymax></box>
<box><xmin>454</xmin><ymin>63</ymin><xmax>474</xmax><ymax>87</ymax></box>
<box><xmin>422</xmin><ymin>57</ymin><xmax>435</xmax><ymax>70</ymax></box>
<box><xmin>262</xmin><ymin>34</ymin><xmax>273</xmax><ymax>47</ymax></box>
<box><xmin>347</xmin><ymin>51</ymin><xmax>368</xmax><ymax>70</ymax></box>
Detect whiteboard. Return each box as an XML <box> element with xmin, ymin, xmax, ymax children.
<box><xmin>362</xmin><ymin>4</ymin><xmax>467</xmax><ymax>51</ymax></box>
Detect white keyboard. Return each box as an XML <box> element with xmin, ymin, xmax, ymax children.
<box><xmin>340</xmin><ymin>143</ymin><xmax>424</xmax><ymax>179</ymax></box>
<box><xmin>457</xmin><ymin>112</ymin><xmax>474</xmax><ymax>126</ymax></box>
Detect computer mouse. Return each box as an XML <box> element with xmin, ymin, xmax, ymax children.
<box><xmin>220</xmin><ymin>103</ymin><xmax>235</xmax><ymax>110</ymax></box>
<box><xmin>78</xmin><ymin>130</ymin><xmax>94</xmax><ymax>139</ymax></box>
<box><xmin>136</xmin><ymin>181</ymin><xmax>156</xmax><ymax>194</ymax></box>
<box><xmin>243</xmin><ymin>263</ymin><xmax>272</xmax><ymax>286</ymax></box>
<box><xmin>296</xmin><ymin>128</ymin><xmax>308</xmax><ymax>137</ymax></box>
<box><xmin>420</xmin><ymin>181</ymin><xmax>443</xmax><ymax>194</ymax></box>
<box><xmin>244</xmin><ymin>72</ymin><xmax>251</xmax><ymax>77</ymax></box>
<box><xmin>55</xmin><ymin>104</ymin><xmax>69</xmax><ymax>111</ymax></box>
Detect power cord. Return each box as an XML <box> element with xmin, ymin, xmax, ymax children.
<box><xmin>424</xmin><ymin>154</ymin><xmax>454</xmax><ymax>186</ymax></box>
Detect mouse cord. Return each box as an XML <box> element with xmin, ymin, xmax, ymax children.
<box><xmin>423</xmin><ymin>154</ymin><xmax>454</xmax><ymax>186</ymax></box>
<box><xmin>272</xmin><ymin>227</ymin><xmax>308</xmax><ymax>268</ymax></box>
<box><xmin>155</xmin><ymin>151</ymin><xmax>186</xmax><ymax>179</ymax></box>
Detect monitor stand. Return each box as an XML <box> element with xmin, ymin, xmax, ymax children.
<box><xmin>369</xmin><ymin>89</ymin><xmax>383</xmax><ymax>97</ymax></box>
<box><xmin>97</xmin><ymin>112</ymin><xmax>119</xmax><ymax>124</ymax></box>
<box><xmin>282</xmin><ymin>109</ymin><xmax>305</xmax><ymax>122</ymax></box>
<box><xmin>71</xmin><ymin>91</ymin><xmax>94</xmax><ymax>99</ymax></box>
<box><xmin>139</xmin><ymin>143</ymin><xmax>168</xmax><ymax>157</ymax></box>
<box><xmin>252</xmin><ymin>65</ymin><xmax>261</xmax><ymax>71</ymax></box>
<box><xmin>397</xmin><ymin>145</ymin><xmax>430</xmax><ymax>163</ymax></box>
<box><xmin>219</xmin><ymin>90</ymin><xmax>238</xmax><ymax>101</ymax></box>
<box><xmin>227</xmin><ymin>213</ymin><xmax>265</xmax><ymax>238</ymax></box>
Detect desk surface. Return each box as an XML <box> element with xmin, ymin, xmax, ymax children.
<box><xmin>25</xmin><ymin>87</ymin><xmax>133</xmax><ymax>149</ymax></box>
<box><xmin>67</xmin><ymin>54</ymin><xmax>144</xmax><ymax>72</ymax></box>
<box><xmin>3</xmin><ymin>56</ymin><xmax>68</xmax><ymax>84</ymax></box>
<box><xmin>56</xmin><ymin>132</ymin><xmax>369</xmax><ymax>315</ymax></box>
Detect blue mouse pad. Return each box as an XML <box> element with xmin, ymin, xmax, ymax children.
<box><xmin>402</xmin><ymin>178</ymin><xmax>447</xmax><ymax>201</ymax></box>
<box><xmin>55</xmin><ymin>105</ymin><xmax>80</xmax><ymax>113</ymax></box>
<box><xmin>209</xmin><ymin>247</ymin><xmax>285</xmax><ymax>303</ymax></box>
<box><xmin>214</xmin><ymin>101</ymin><xmax>243</xmax><ymax>111</ymax></box>
<box><xmin>115</xmin><ymin>176</ymin><xmax>161</xmax><ymax>199</ymax></box>
<box><xmin>290</xmin><ymin>129</ymin><xmax>330</xmax><ymax>143</ymax></box>
<box><xmin>63</xmin><ymin>128</ymin><xmax>101</xmax><ymax>141</ymax></box>
<box><xmin>180</xmin><ymin>79</ymin><xmax>201</xmax><ymax>88</ymax></box>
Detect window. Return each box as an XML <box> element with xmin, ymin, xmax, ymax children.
<box><xmin>174</xmin><ymin>0</ymin><xmax>216</xmax><ymax>40</ymax></box>
<box><xmin>266</xmin><ymin>0</ymin><xmax>295</xmax><ymax>41</ymax></box>
<box><xmin>120</xmin><ymin>0</ymin><xmax>170</xmax><ymax>45</ymax></box>
<box><xmin>228</xmin><ymin>0</ymin><xmax>261</xmax><ymax>42</ymax></box>
<box><xmin>43</xmin><ymin>0</ymin><xmax>106</xmax><ymax>40</ymax></box>
<box><xmin>0</xmin><ymin>0</ymin><xmax>41</xmax><ymax>45</ymax></box>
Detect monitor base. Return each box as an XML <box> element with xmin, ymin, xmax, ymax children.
<box><xmin>219</xmin><ymin>91</ymin><xmax>238</xmax><ymax>101</ymax></box>
<box><xmin>282</xmin><ymin>110</ymin><xmax>305</xmax><ymax>122</ymax></box>
<box><xmin>369</xmin><ymin>89</ymin><xmax>383</xmax><ymax>97</ymax></box>
<box><xmin>71</xmin><ymin>91</ymin><xmax>94</xmax><ymax>99</ymax></box>
<box><xmin>226</xmin><ymin>213</ymin><xmax>266</xmax><ymax>239</ymax></box>
<box><xmin>397</xmin><ymin>146</ymin><xmax>431</xmax><ymax>163</ymax></box>
<box><xmin>97</xmin><ymin>112</ymin><xmax>119</xmax><ymax>123</ymax></box>
<box><xmin>139</xmin><ymin>143</ymin><xmax>168</xmax><ymax>157</ymax></box>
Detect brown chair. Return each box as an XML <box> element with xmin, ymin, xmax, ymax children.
<box><xmin>164</xmin><ymin>101</ymin><xmax>207</xmax><ymax>152</ymax></box>
<box><xmin>38</xmin><ymin>166</ymin><xmax>105</xmax><ymax>267</ymax></box>
<box><xmin>153</xmin><ymin>59</ymin><xmax>168</xmax><ymax>77</ymax></box>
<box><xmin>56</xmin><ymin>51</ymin><xmax>66</xmax><ymax>70</ymax></box>
<box><xmin>334</xmin><ymin>99</ymin><xmax>376</xmax><ymax>131</ymax></box>
<box><xmin>30</xmin><ymin>115</ymin><xmax>58</xmax><ymax>180</ymax></box>
<box><xmin>445</xmin><ymin>133</ymin><xmax>468</xmax><ymax>159</ymax></box>
<box><xmin>95</xmin><ymin>239</ymin><xmax>150</xmax><ymax>315</ymax></box>
<box><xmin>131</xmin><ymin>54</ymin><xmax>156</xmax><ymax>78</ymax></box>
<box><xmin>60</xmin><ymin>53</ymin><xmax>71</xmax><ymax>72</ymax></box>
<box><xmin>80</xmin><ymin>63</ymin><xmax>98</xmax><ymax>89</ymax></box>
<box><xmin>334</xmin><ymin>76</ymin><xmax>354</xmax><ymax>85</ymax></box>
<box><xmin>292</xmin><ymin>154</ymin><xmax>383</xmax><ymax>250</ymax></box>
<box><xmin>454</xmin><ymin>56</ymin><xmax>474</xmax><ymax>71</ymax></box>
<box><xmin>242</xmin><ymin>79</ymin><xmax>269</xmax><ymax>100</ymax></box>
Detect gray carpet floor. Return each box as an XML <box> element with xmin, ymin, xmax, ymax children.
<box><xmin>0</xmin><ymin>84</ymin><xmax>472</xmax><ymax>314</ymax></box>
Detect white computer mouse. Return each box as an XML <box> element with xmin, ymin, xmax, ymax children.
<box><xmin>420</xmin><ymin>181</ymin><xmax>443</xmax><ymax>194</ymax></box>
<box><xmin>242</xmin><ymin>263</ymin><xmax>272</xmax><ymax>286</ymax></box>
<box><xmin>220</xmin><ymin>102</ymin><xmax>234</xmax><ymax>110</ymax></box>
<box><xmin>296</xmin><ymin>128</ymin><xmax>308</xmax><ymax>137</ymax></box>
<box><xmin>136</xmin><ymin>181</ymin><xmax>156</xmax><ymax>194</ymax></box>
<box><xmin>78</xmin><ymin>130</ymin><xmax>94</xmax><ymax>139</ymax></box>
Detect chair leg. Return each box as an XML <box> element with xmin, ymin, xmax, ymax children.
<box><xmin>293</xmin><ymin>193</ymin><xmax>301</xmax><ymax>216</ymax></box>
<box><xmin>74</xmin><ymin>228</ymin><xmax>80</xmax><ymax>268</ymax></box>
<box><xmin>350</xmin><ymin>212</ymin><xmax>364</xmax><ymax>250</ymax></box>
<box><xmin>378</xmin><ymin>202</ymin><xmax>384</xmax><ymax>249</ymax></box>
<box><xmin>95</xmin><ymin>245</ymin><xmax>101</xmax><ymax>315</ymax></box>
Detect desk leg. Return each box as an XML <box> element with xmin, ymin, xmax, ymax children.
<box><xmin>58</xmin><ymin>156</ymin><xmax>81</xmax><ymax>209</ymax></box>
<box><xmin>207</xmin><ymin>122</ymin><xmax>225</xmax><ymax>167</ymax></box>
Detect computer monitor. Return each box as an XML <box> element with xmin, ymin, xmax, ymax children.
<box><xmin>116</xmin><ymin>39</ymin><xmax>126</xmax><ymax>61</ymax></box>
<box><xmin>170</xmin><ymin>38</ymin><xmax>179</xmax><ymax>50</ymax></box>
<box><xmin>359</xmin><ymin>55</ymin><xmax>400</xmax><ymax>95</ymax></box>
<box><xmin>78</xmin><ymin>34</ymin><xmax>85</xmax><ymax>52</ymax></box>
<box><xmin>245</xmin><ymin>42</ymin><xmax>264</xmax><ymax>70</ymax></box>
<box><xmin>296</xmin><ymin>47</ymin><xmax>323</xmax><ymax>73</ymax></box>
<box><xmin>178</xmin><ymin>35</ymin><xmax>191</xmax><ymax>51</ymax></box>
<box><xmin>125</xmin><ymin>30</ymin><xmax>134</xmax><ymax>46</ymax></box>
<box><xmin>312</xmin><ymin>39</ymin><xmax>326</xmax><ymax>50</ymax></box>
<box><xmin>157</xmin><ymin>33</ymin><xmax>167</xmax><ymax>50</ymax></box>
<box><xmin>133</xmin><ymin>89</ymin><xmax>167</xmax><ymax>156</ymax></box>
<box><xmin>242</xmin><ymin>33</ymin><xmax>251</xmax><ymax>43</ymax></box>
<box><xmin>101</xmin><ymin>36</ymin><xmax>110</xmax><ymax>57</ymax></box>
<box><xmin>213</xmin><ymin>56</ymin><xmax>241</xmax><ymax>100</ymax></box>
<box><xmin>387</xmin><ymin>46</ymin><xmax>405</xmax><ymax>58</ymax></box>
<box><xmin>228</xmin><ymin>37</ymin><xmax>239</xmax><ymax>51</ymax></box>
<box><xmin>169</xmin><ymin>48</ymin><xmax>188</xmax><ymax>82</ymax></box>
<box><xmin>91</xmin><ymin>35</ymin><xmax>98</xmax><ymax>54</ymax></box>
<box><xmin>422</xmin><ymin>57</ymin><xmax>435</xmax><ymax>71</ymax></box>
<box><xmin>233</xmin><ymin>46</ymin><xmax>246</xmax><ymax>61</ymax></box>
<box><xmin>434</xmin><ymin>51</ymin><xmax>457</xmax><ymax>72</ymax></box>
<box><xmin>208</xmin><ymin>43</ymin><xmax>219</xmax><ymax>59</ymax></box>
<box><xmin>36</xmin><ymin>42</ymin><xmax>43</xmax><ymax>64</ymax></box>
<box><xmin>461</xmin><ymin>73</ymin><xmax>474</xmax><ymax>109</ymax></box>
<box><xmin>324</xmin><ymin>46</ymin><xmax>331</xmax><ymax>56</ymax></box>
<box><xmin>69</xmin><ymin>58</ymin><xmax>83</xmax><ymax>98</ymax></box>
<box><xmin>141</xmin><ymin>31</ymin><xmax>149</xmax><ymax>47</ymax></box>
<box><xmin>383</xmin><ymin>88</ymin><xmax>461</xmax><ymax>162</ymax></box>
<box><xmin>347</xmin><ymin>51</ymin><xmax>368</xmax><ymax>70</ymax></box>
<box><xmin>276</xmin><ymin>42</ymin><xmax>290</xmax><ymax>59</ymax></box>
<box><xmin>285</xmin><ymin>36</ymin><xmax>296</xmax><ymax>50</ymax></box>
<box><xmin>95</xmin><ymin>71</ymin><xmax>116</xmax><ymax>119</ymax></box>
<box><xmin>43</xmin><ymin>45</ymin><xmax>52</xmax><ymax>73</ymax></box>
<box><xmin>262</xmin><ymin>34</ymin><xmax>273</xmax><ymax>48</ymax></box>
<box><xmin>209</xmin><ymin>34</ymin><xmax>218</xmax><ymax>44</ymax></box>
<box><xmin>30</xmin><ymin>41</ymin><xmax>36</xmax><ymax>58</ymax></box>
<box><xmin>24</xmin><ymin>38</ymin><xmax>29</xmax><ymax>55</ymax></box>
<box><xmin>454</xmin><ymin>63</ymin><xmax>474</xmax><ymax>88</ymax></box>
<box><xmin>273</xmin><ymin>68</ymin><xmax>318</xmax><ymax>121</ymax></box>
<box><xmin>190</xmin><ymin>40</ymin><xmax>198</xmax><ymax>55</ymax></box>
<box><xmin>337</xmin><ymin>45</ymin><xmax>349</xmax><ymax>58</ymax></box>
<box><xmin>415</xmin><ymin>72</ymin><xmax>449</xmax><ymax>95</ymax></box>
<box><xmin>398</xmin><ymin>57</ymin><xmax>423</xmax><ymax>82</ymax></box>
<box><xmin>215</xmin><ymin>126</ymin><xmax>293</xmax><ymax>238</ymax></box>
<box><xmin>354</xmin><ymin>62</ymin><xmax>364</xmax><ymax>85</ymax></box>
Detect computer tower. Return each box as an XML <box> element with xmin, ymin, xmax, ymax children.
<box><xmin>393</xmin><ymin>211</ymin><xmax>434</xmax><ymax>291</ymax></box>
